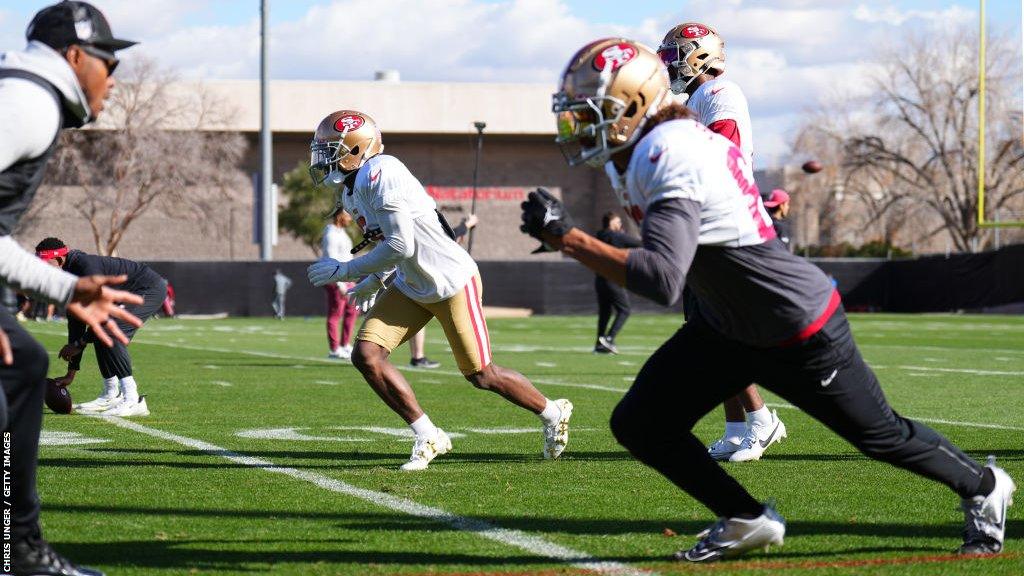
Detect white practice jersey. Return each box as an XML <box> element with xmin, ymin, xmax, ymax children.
<box><xmin>343</xmin><ymin>154</ymin><xmax>477</xmax><ymax>303</ymax></box>
<box><xmin>684</xmin><ymin>78</ymin><xmax>753</xmax><ymax>163</ymax></box>
<box><xmin>623</xmin><ymin>119</ymin><xmax>775</xmax><ymax>247</ymax></box>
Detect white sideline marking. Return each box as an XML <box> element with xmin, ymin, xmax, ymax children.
<box><xmin>910</xmin><ymin>418</ymin><xmax>1024</xmax><ymax>432</ymax></box>
<box><xmin>98</xmin><ymin>416</ymin><xmax>651</xmax><ymax>576</ymax></box>
<box><xmin>236</xmin><ymin>427</ymin><xmax>373</xmax><ymax>442</ymax></box>
<box><xmin>211</xmin><ymin>380</ymin><xmax>233</xmax><ymax>387</ymax></box>
<box><xmin>39</xmin><ymin>431</ymin><xmax>108</xmax><ymax>446</ymax></box>
<box><xmin>535</xmin><ymin>362</ymin><xmax>558</xmax><ymax>368</ymax></box>
<box><xmin>314</xmin><ymin>380</ymin><xmax>338</xmax><ymax>386</ymax></box>
<box><xmin>897</xmin><ymin>365</ymin><xmax>1024</xmax><ymax>377</ymax></box>
<box><xmin>766</xmin><ymin>403</ymin><xmax>1024</xmax><ymax>431</ymax></box>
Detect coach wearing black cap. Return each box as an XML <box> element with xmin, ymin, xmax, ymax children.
<box><xmin>0</xmin><ymin>3</ymin><xmax>141</xmax><ymax>575</ymax></box>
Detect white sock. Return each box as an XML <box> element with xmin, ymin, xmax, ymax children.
<box><xmin>120</xmin><ymin>376</ymin><xmax>139</xmax><ymax>403</ymax></box>
<box><xmin>409</xmin><ymin>414</ymin><xmax>437</xmax><ymax>438</ymax></box>
<box><xmin>724</xmin><ymin>421</ymin><xmax>747</xmax><ymax>444</ymax></box>
<box><xmin>101</xmin><ymin>376</ymin><xmax>118</xmax><ymax>399</ymax></box>
<box><xmin>539</xmin><ymin>399</ymin><xmax>561</xmax><ymax>425</ymax></box>
<box><xmin>746</xmin><ymin>406</ymin><xmax>773</xmax><ymax>428</ymax></box>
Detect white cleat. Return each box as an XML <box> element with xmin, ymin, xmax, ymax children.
<box><xmin>729</xmin><ymin>410</ymin><xmax>787</xmax><ymax>462</ymax></box>
<box><xmin>400</xmin><ymin>429</ymin><xmax>452</xmax><ymax>471</ymax></box>
<box><xmin>543</xmin><ymin>399</ymin><xmax>573</xmax><ymax>459</ymax></box>
<box><xmin>74</xmin><ymin>394</ymin><xmax>122</xmax><ymax>414</ymax></box>
<box><xmin>327</xmin><ymin>347</ymin><xmax>351</xmax><ymax>360</ymax></box>
<box><xmin>707</xmin><ymin>436</ymin><xmax>743</xmax><ymax>462</ymax></box>
<box><xmin>675</xmin><ymin>503</ymin><xmax>786</xmax><ymax>562</ymax></box>
<box><xmin>959</xmin><ymin>456</ymin><xmax>1016</xmax><ymax>555</ymax></box>
<box><xmin>103</xmin><ymin>396</ymin><xmax>150</xmax><ymax>417</ymax></box>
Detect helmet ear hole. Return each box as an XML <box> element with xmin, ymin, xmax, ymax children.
<box><xmin>351</xmin><ymin>145</ymin><xmax>360</xmax><ymax>156</ymax></box>
<box><xmin>624</xmin><ymin>102</ymin><xmax>638</xmax><ymax>118</ymax></box>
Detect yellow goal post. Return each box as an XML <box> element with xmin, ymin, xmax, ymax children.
<box><xmin>978</xmin><ymin>0</ymin><xmax>1024</xmax><ymax>227</ymax></box>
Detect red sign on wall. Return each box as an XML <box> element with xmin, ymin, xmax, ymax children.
<box><xmin>425</xmin><ymin>187</ymin><xmax>530</xmax><ymax>202</ymax></box>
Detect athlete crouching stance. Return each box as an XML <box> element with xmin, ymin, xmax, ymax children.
<box><xmin>307</xmin><ymin>110</ymin><xmax>572</xmax><ymax>471</ymax></box>
<box><xmin>521</xmin><ymin>38</ymin><xmax>1014</xmax><ymax>561</ymax></box>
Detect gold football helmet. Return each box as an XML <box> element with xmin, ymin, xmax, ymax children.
<box><xmin>658</xmin><ymin>22</ymin><xmax>725</xmax><ymax>95</ymax></box>
<box><xmin>552</xmin><ymin>38</ymin><xmax>670</xmax><ymax>167</ymax></box>
<box><xmin>309</xmin><ymin>110</ymin><xmax>384</xmax><ymax>185</ymax></box>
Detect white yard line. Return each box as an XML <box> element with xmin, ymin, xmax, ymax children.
<box><xmin>895</xmin><ymin>365</ymin><xmax>1024</xmax><ymax>377</ymax></box>
<box><xmin>97</xmin><ymin>416</ymin><xmax>651</xmax><ymax>576</ymax></box>
<box><xmin>766</xmin><ymin>403</ymin><xmax>1024</xmax><ymax>432</ymax></box>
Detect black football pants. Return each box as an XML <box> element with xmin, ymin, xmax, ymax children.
<box><xmin>91</xmin><ymin>280</ymin><xmax>166</xmax><ymax>379</ymax></box>
<box><xmin>0</xmin><ymin>308</ymin><xmax>46</xmax><ymax>540</ymax></box>
<box><xmin>609</xmin><ymin>308</ymin><xmax>987</xmax><ymax>518</ymax></box>
<box><xmin>596</xmin><ymin>278</ymin><xmax>631</xmax><ymax>340</ymax></box>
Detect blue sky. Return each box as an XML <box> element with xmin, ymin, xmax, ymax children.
<box><xmin>2</xmin><ymin>0</ymin><xmax>1019</xmax><ymax>29</ymax></box>
<box><xmin>1</xmin><ymin>0</ymin><xmax>1020</xmax><ymax>164</ymax></box>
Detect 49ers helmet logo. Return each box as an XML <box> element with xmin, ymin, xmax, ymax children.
<box><xmin>334</xmin><ymin>114</ymin><xmax>365</xmax><ymax>133</ymax></box>
<box><xmin>681</xmin><ymin>24</ymin><xmax>709</xmax><ymax>38</ymax></box>
<box><xmin>592</xmin><ymin>43</ymin><xmax>638</xmax><ymax>72</ymax></box>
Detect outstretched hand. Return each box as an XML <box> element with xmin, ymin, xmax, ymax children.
<box><xmin>519</xmin><ymin>188</ymin><xmax>575</xmax><ymax>253</ymax></box>
<box><xmin>67</xmin><ymin>275</ymin><xmax>143</xmax><ymax>348</ymax></box>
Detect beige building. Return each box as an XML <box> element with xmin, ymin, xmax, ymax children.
<box><xmin>19</xmin><ymin>77</ymin><xmax>633</xmax><ymax>261</ymax></box>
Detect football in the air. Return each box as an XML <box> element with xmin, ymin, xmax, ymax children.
<box><xmin>802</xmin><ymin>160</ymin><xmax>824</xmax><ymax>174</ymax></box>
<box><xmin>45</xmin><ymin>378</ymin><xmax>73</xmax><ymax>414</ymax></box>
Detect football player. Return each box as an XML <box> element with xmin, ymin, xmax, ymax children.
<box><xmin>525</xmin><ymin>38</ymin><xmax>1014</xmax><ymax>561</ymax></box>
<box><xmin>658</xmin><ymin>22</ymin><xmax>784</xmax><ymax>463</ymax></box>
<box><xmin>307</xmin><ymin>110</ymin><xmax>572</xmax><ymax>470</ymax></box>
<box><xmin>38</xmin><ymin>237</ymin><xmax>167</xmax><ymax>417</ymax></box>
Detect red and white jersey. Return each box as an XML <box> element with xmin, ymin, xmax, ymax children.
<box><xmin>684</xmin><ymin>78</ymin><xmax>753</xmax><ymax>164</ymax></box>
<box><xmin>622</xmin><ymin>119</ymin><xmax>775</xmax><ymax>247</ymax></box>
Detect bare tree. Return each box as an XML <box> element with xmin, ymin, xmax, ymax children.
<box><xmin>36</xmin><ymin>57</ymin><xmax>247</xmax><ymax>255</ymax></box>
<box><xmin>793</xmin><ymin>25</ymin><xmax>1024</xmax><ymax>252</ymax></box>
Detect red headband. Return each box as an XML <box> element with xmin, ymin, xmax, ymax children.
<box><xmin>37</xmin><ymin>247</ymin><xmax>68</xmax><ymax>261</ymax></box>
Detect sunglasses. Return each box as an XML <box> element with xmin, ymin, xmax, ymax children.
<box><xmin>78</xmin><ymin>44</ymin><xmax>120</xmax><ymax>75</ymax></box>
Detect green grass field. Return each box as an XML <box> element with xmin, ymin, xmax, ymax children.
<box><xmin>25</xmin><ymin>312</ymin><xmax>1024</xmax><ymax>575</ymax></box>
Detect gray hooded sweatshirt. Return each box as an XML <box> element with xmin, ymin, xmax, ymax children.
<box><xmin>0</xmin><ymin>41</ymin><xmax>92</xmax><ymax>305</ymax></box>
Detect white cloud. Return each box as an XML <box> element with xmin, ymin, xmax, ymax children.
<box><xmin>853</xmin><ymin>3</ymin><xmax>975</xmax><ymax>27</ymax></box>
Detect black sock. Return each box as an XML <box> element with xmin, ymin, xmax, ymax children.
<box><xmin>977</xmin><ymin>467</ymin><xmax>996</xmax><ymax>498</ymax></box>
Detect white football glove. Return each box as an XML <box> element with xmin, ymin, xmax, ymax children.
<box><xmin>308</xmin><ymin>258</ymin><xmax>348</xmax><ymax>287</ymax></box>
<box><xmin>350</xmin><ymin>275</ymin><xmax>385</xmax><ymax>313</ymax></box>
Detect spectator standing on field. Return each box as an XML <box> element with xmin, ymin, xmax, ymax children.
<box><xmin>323</xmin><ymin>207</ymin><xmax>358</xmax><ymax>359</ymax></box>
<box><xmin>763</xmin><ymin>189</ymin><xmax>791</xmax><ymax>249</ymax></box>
<box><xmin>161</xmin><ymin>281</ymin><xmax>176</xmax><ymax>317</ymax></box>
<box><xmin>593</xmin><ymin>211</ymin><xmax>640</xmax><ymax>354</ymax></box>
<box><xmin>272</xmin><ymin>269</ymin><xmax>292</xmax><ymax>320</ymax></box>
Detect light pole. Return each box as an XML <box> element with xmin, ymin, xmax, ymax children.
<box><xmin>259</xmin><ymin>0</ymin><xmax>274</xmax><ymax>261</ymax></box>
<box><xmin>467</xmin><ymin>121</ymin><xmax>486</xmax><ymax>255</ymax></box>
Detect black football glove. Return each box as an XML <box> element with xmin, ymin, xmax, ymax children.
<box><xmin>519</xmin><ymin>188</ymin><xmax>575</xmax><ymax>253</ymax></box>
